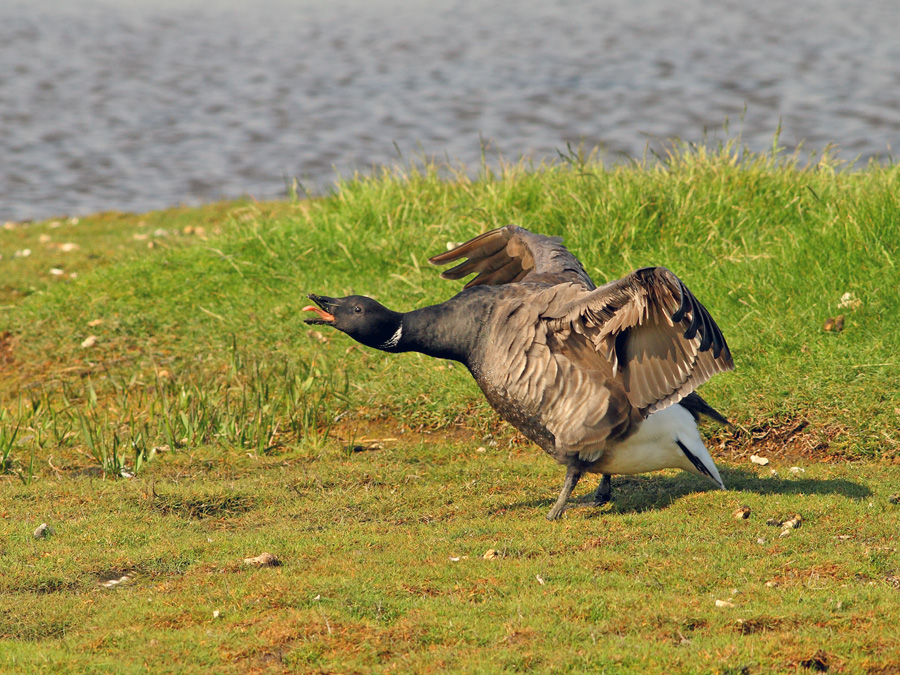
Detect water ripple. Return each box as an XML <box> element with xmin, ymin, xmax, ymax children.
<box><xmin>0</xmin><ymin>0</ymin><xmax>898</xmax><ymax>221</ymax></box>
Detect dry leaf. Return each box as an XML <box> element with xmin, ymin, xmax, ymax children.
<box><xmin>243</xmin><ymin>552</ymin><xmax>280</xmax><ymax>567</ymax></box>
<box><xmin>750</xmin><ymin>455</ymin><xmax>769</xmax><ymax>466</ymax></box>
<box><xmin>823</xmin><ymin>315</ymin><xmax>845</xmax><ymax>332</ymax></box>
<box><xmin>800</xmin><ymin>650</ymin><xmax>829</xmax><ymax>672</ymax></box>
<box><xmin>99</xmin><ymin>574</ymin><xmax>133</xmax><ymax>588</ymax></box>
<box><xmin>782</xmin><ymin>514</ymin><xmax>803</xmax><ymax>529</ymax></box>
<box><xmin>733</xmin><ymin>506</ymin><xmax>751</xmax><ymax>520</ymax></box>
<box><xmin>483</xmin><ymin>549</ymin><xmax>499</xmax><ymax>560</ymax></box>
<box><xmin>81</xmin><ymin>335</ymin><xmax>97</xmax><ymax>348</ymax></box>
<box><xmin>715</xmin><ymin>599</ymin><xmax>735</xmax><ymax>608</ymax></box>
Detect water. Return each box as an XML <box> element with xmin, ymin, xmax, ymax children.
<box><xmin>1</xmin><ymin>0</ymin><xmax>898</xmax><ymax>222</ymax></box>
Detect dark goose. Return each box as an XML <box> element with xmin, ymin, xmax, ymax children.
<box><xmin>304</xmin><ymin>225</ymin><xmax>734</xmax><ymax>519</ymax></box>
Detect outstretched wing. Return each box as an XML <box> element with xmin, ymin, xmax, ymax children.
<box><xmin>428</xmin><ymin>224</ymin><xmax>596</xmax><ymax>290</ymax></box>
<box><xmin>545</xmin><ymin>266</ymin><xmax>733</xmax><ymax>416</ymax></box>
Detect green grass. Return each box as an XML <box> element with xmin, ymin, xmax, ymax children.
<box><xmin>1</xmin><ymin>140</ymin><xmax>900</xmax><ymax>673</ymax></box>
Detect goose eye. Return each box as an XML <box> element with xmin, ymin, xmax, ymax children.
<box><xmin>353</xmin><ymin>306</ymin><xmax>362</xmax><ymax>313</ymax></box>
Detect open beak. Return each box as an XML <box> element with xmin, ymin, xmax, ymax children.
<box><xmin>303</xmin><ymin>294</ymin><xmax>337</xmax><ymax>324</ymax></box>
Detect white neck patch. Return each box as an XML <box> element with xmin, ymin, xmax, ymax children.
<box><xmin>380</xmin><ymin>324</ymin><xmax>403</xmax><ymax>349</ymax></box>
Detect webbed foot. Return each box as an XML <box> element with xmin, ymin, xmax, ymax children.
<box><xmin>546</xmin><ymin>465</ymin><xmax>584</xmax><ymax>520</ymax></box>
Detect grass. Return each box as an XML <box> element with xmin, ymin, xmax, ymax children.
<box><xmin>1</xmin><ymin>139</ymin><xmax>900</xmax><ymax>673</ymax></box>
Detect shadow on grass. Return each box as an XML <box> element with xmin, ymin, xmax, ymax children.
<box><xmin>517</xmin><ymin>467</ymin><xmax>872</xmax><ymax>516</ymax></box>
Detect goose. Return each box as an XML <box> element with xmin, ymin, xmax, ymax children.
<box><xmin>304</xmin><ymin>225</ymin><xmax>734</xmax><ymax>519</ymax></box>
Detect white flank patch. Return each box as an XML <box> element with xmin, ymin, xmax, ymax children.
<box><xmin>589</xmin><ymin>404</ymin><xmax>724</xmax><ymax>488</ymax></box>
<box><xmin>380</xmin><ymin>325</ymin><xmax>403</xmax><ymax>349</ymax></box>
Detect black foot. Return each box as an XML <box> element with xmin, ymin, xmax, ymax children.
<box><xmin>589</xmin><ymin>474</ymin><xmax>612</xmax><ymax>507</ymax></box>
<box><xmin>546</xmin><ymin>465</ymin><xmax>583</xmax><ymax>520</ymax></box>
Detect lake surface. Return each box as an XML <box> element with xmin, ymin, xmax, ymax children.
<box><xmin>1</xmin><ymin>0</ymin><xmax>898</xmax><ymax>222</ymax></box>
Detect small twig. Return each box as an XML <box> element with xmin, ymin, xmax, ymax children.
<box><xmin>198</xmin><ymin>306</ymin><xmax>227</xmax><ymax>323</ymax></box>
<box><xmin>47</xmin><ymin>455</ymin><xmax>63</xmax><ymax>480</ymax></box>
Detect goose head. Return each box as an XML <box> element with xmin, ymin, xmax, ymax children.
<box><xmin>303</xmin><ymin>293</ymin><xmax>404</xmax><ymax>351</ymax></box>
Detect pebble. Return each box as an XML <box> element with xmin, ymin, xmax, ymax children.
<box><xmin>715</xmin><ymin>599</ymin><xmax>735</xmax><ymax>608</ymax></box>
<box><xmin>838</xmin><ymin>292</ymin><xmax>862</xmax><ymax>310</ymax></box>
<box><xmin>750</xmin><ymin>455</ymin><xmax>769</xmax><ymax>466</ymax></box>
<box><xmin>33</xmin><ymin>523</ymin><xmax>52</xmax><ymax>539</ymax></box>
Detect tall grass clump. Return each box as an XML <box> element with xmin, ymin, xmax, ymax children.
<box><xmin>1</xmin><ymin>344</ymin><xmax>348</xmax><ymax>478</ymax></box>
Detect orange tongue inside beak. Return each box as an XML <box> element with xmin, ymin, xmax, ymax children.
<box><xmin>303</xmin><ymin>305</ymin><xmax>335</xmax><ymax>322</ymax></box>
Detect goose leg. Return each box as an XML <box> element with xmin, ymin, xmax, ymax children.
<box><xmin>546</xmin><ymin>465</ymin><xmax>583</xmax><ymax>521</ymax></box>
<box><xmin>590</xmin><ymin>474</ymin><xmax>612</xmax><ymax>506</ymax></box>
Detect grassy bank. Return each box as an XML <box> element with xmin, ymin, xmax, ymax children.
<box><xmin>1</xmin><ymin>143</ymin><xmax>899</xmax><ymax>673</ymax></box>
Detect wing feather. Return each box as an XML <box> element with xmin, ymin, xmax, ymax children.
<box><xmin>545</xmin><ymin>267</ymin><xmax>733</xmax><ymax>416</ymax></box>
<box><xmin>429</xmin><ymin>224</ymin><xmax>596</xmax><ymax>290</ymax></box>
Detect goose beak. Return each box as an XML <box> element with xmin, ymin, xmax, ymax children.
<box><xmin>303</xmin><ymin>294</ymin><xmax>336</xmax><ymax>324</ymax></box>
